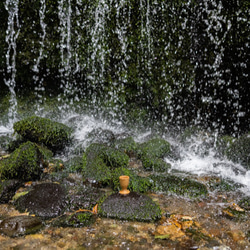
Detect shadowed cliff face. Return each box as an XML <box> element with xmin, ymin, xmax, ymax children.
<box><xmin>0</xmin><ymin>0</ymin><xmax>249</xmax><ymax>134</ymax></box>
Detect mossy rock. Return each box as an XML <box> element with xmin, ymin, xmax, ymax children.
<box><xmin>226</xmin><ymin>133</ymin><xmax>250</xmax><ymax>169</ymax></box>
<box><xmin>82</xmin><ymin>151</ymin><xmax>112</xmax><ymax>186</ymax></box>
<box><xmin>99</xmin><ymin>192</ymin><xmax>161</xmax><ymax>222</ymax></box>
<box><xmin>13</xmin><ymin>116</ymin><xmax>73</xmax><ymax>152</ymax></box>
<box><xmin>208</xmin><ymin>177</ymin><xmax>244</xmax><ymax>192</ymax></box>
<box><xmin>0</xmin><ymin>141</ymin><xmax>52</xmax><ymax>181</ymax></box>
<box><xmin>239</xmin><ymin>196</ymin><xmax>250</xmax><ymax>210</ymax></box>
<box><xmin>64</xmin><ymin>156</ymin><xmax>84</xmax><ymax>173</ymax></box>
<box><xmin>86</xmin><ymin>128</ymin><xmax>115</xmax><ymax>146</ymax></box>
<box><xmin>138</xmin><ymin>138</ymin><xmax>171</xmax><ymax>159</ymax></box>
<box><xmin>113</xmin><ymin>136</ymin><xmax>138</xmax><ymax>157</ymax></box>
<box><xmin>81</xmin><ymin>143</ymin><xmax>129</xmax><ymax>185</ymax></box>
<box><xmin>137</xmin><ymin>138</ymin><xmax>171</xmax><ymax>171</ymax></box>
<box><xmin>111</xmin><ymin>167</ymin><xmax>152</xmax><ymax>193</ymax></box>
<box><xmin>51</xmin><ymin>211</ymin><xmax>96</xmax><ymax>228</ymax></box>
<box><xmin>140</xmin><ymin>156</ymin><xmax>171</xmax><ymax>172</ymax></box>
<box><xmin>151</xmin><ymin>175</ymin><xmax>208</xmax><ymax>198</ymax></box>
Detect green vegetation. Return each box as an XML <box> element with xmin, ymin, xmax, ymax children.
<box><xmin>151</xmin><ymin>175</ymin><xmax>208</xmax><ymax>198</ymax></box>
<box><xmin>137</xmin><ymin>138</ymin><xmax>171</xmax><ymax>171</ymax></box>
<box><xmin>0</xmin><ymin>141</ymin><xmax>52</xmax><ymax>181</ymax></box>
<box><xmin>13</xmin><ymin>116</ymin><xmax>73</xmax><ymax>152</ymax></box>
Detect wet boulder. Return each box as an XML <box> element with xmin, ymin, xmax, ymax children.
<box><xmin>99</xmin><ymin>192</ymin><xmax>161</xmax><ymax>222</ymax></box>
<box><xmin>15</xmin><ymin>182</ymin><xmax>66</xmax><ymax>219</ymax></box>
<box><xmin>0</xmin><ymin>179</ymin><xmax>23</xmax><ymax>204</ymax></box>
<box><xmin>113</xmin><ymin>136</ymin><xmax>138</xmax><ymax>157</ymax></box>
<box><xmin>137</xmin><ymin>138</ymin><xmax>171</xmax><ymax>171</ymax></box>
<box><xmin>151</xmin><ymin>175</ymin><xmax>208</xmax><ymax>198</ymax></box>
<box><xmin>86</xmin><ymin>128</ymin><xmax>115</xmax><ymax>146</ymax></box>
<box><xmin>0</xmin><ymin>215</ymin><xmax>43</xmax><ymax>237</ymax></box>
<box><xmin>0</xmin><ymin>141</ymin><xmax>52</xmax><ymax>181</ymax></box>
<box><xmin>82</xmin><ymin>143</ymin><xmax>129</xmax><ymax>185</ymax></box>
<box><xmin>13</xmin><ymin>116</ymin><xmax>73</xmax><ymax>152</ymax></box>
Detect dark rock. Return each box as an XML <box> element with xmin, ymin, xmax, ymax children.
<box><xmin>15</xmin><ymin>183</ymin><xmax>66</xmax><ymax>219</ymax></box>
<box><xmin>65</xmin><ymin>184</ymin><xmax>105</xmax><ymax>211</ymax></box>
<box><xmin>99</xmin><ymin>192</ymin><xmax>161</xmax><ymax>222</ymax></box>
<box><xmin>0</xmin><ymin>215</ymin><xmax>43</xmax><ymax>237</ymax></box>
<box><xmin>51</xmin><ymin>211</ymin><xmax>96</xmax><ymax>228</ymax></box>
<box><xmin>0</xmin><ymin>179</ymin><xmax>23</xmax><ymax>204</ymax></box>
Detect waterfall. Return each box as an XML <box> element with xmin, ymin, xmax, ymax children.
<box><xmin>4</xmin><ymin>0</ymin><xmax>20</xmax><ymax>124</ymax></box>
<box><xmin>33</xmin><ymin>0</ymin><xmax>47</xmax><ymax>107</ymax></box>
<box><xmin>0</xmin><ymin>0</ymin><xmax>249</xmax><ymax>133</ymax></box>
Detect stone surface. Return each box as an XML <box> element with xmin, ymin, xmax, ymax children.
<box><xmin>99</xmin><ymin>192</ymin><xmax>161</xmax><ymax>222</ymax></box>
<box><xmin>15</xmin><ymin>183</ymin><xmax>66</xmax><ymax>219</ymax></box>
<box><xmin>0</xmin><ymin>215</ymin><xmax>43</xmax><ymax>237</ymax></box>
<box><xmin>0</xmin><ymin>179</ymin><xmax>23</xmax><ymax>204</ymax></box>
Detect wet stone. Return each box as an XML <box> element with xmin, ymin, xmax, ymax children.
<box><xmin>0</xmin><ymin>179</ymin><xmax>23</xmax><ymax>204</ymax></box>
<box><xmin>0</xmin><ymin>215</ymin><xmax>43</xmax><ymax>237</ymax></box>
<box><xmin>66</xmin><ymin>185</ymin><xmax>105</xmax><ymax>211</ymax></box>
<box><xmin>99</xmin><ymin>192</ymin><xmax>161</xmax><ymax>222</ymax></box>
<box><xmin>51</xmin><ymin>211</ymin><xmax>96</xmax><ymax>228</ymax></box>
<box><xmin>15</xmin><ymin>183</ymin><xmax>66</xmax><ymax>219</ymax></box>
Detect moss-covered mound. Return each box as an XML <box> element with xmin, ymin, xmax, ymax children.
<box><xmin>113</xmin><ymin>136</ymin><xmax>138</xmax><ymax>157</ymax></box>
<box><xmin>151</xmin><ymin>175</ymin><xmax>208</xmax><ymax>198</ymax></box>
<box><xmin>137</xmin><ymin>138</ymin><xmax>171</xmax><ymax>171</ymax></box>
<box><xmin>81</xmin><ymin>143</ymin><xmax>130</xmax><ymax>185</ymax></box>
<box><xmin>99</xmin><ymin>192</ymin><xmax>161</xmax><ymax>222</ymax></box>
<box><xmin>0</xmin><ymin>141</ymin><xmax>52</xmax><ymax>181</ymax></box>
<box><xmin>13</xmin><ymin>116</ymin><xmax>72</xmax><ymax>152</ymax></box>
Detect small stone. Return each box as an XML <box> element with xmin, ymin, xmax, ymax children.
<box><xmin>0</xmin><ymin>215</ymin><xmax>43</xmax><ymax>237</ymax></box>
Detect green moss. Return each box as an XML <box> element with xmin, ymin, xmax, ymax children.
<box><xmin>64</xmin><ymin>156</ymin><xmax>83</xmax><ymax>173</ymax></box>
<box><xmin>137</xmin><ymin>138</ymin><xmax>171</xmax><ymax>171</ymax></box>
<box><xmin>151</xmin><ymin>175</ymin><xmax>208</xmax><ymax>198</ymax></box>
<box><xmin>81</xmin><ymin>143</ymin><xmax>129</xmax><ymax>185</ymax></box>
<box><xmin>208</xmin><ymin>178</ymin><xmax>243</xmax><ymax>192</ymax></box>
<box><xmin>0</xmin><ymin>141</ymin><xmax>52</xmax><ymax>181</ymax></box>
<box><xmin>13</xmin><ymin>116</ymin><xmax>73</xmax><ymax>152</ymax></box>
<box><xmin>239</xmin><ymin>196</ymin><xmax>250</xmax><ymax>210</ymax></box>
<box><xmin>113</xmin><ymin>136</ymin><xmax>138</xmax><ymax>157</ymax></box>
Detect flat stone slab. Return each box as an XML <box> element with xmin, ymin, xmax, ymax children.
<box><xmin>99</xmin><ymin>192</ymin><xmax>161</xmax><ymax>222</ymax></box>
